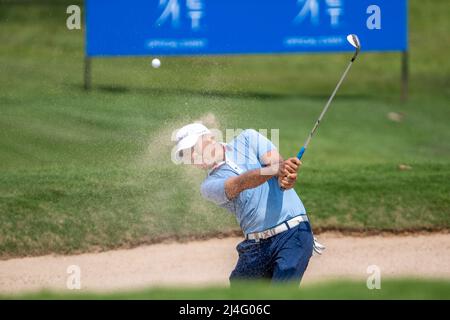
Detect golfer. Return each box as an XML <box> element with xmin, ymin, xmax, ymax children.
<box><xmin>174</xmin><ymin>123</ymin><xmax>319</xmax><ymax>284</ymax></box>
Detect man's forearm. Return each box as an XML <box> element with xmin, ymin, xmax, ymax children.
<box><xmin>225</xmin><ymin>163</ymin><xmax>279</xmax><ymax>200</ymax></box>
<box><xmin>237</xmin><ymin>166</ymin><xmax>277</xmax><ymax>189</ymax></box>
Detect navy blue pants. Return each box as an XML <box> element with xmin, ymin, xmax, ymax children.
<box><xmin>229</xmin><ymin>221</ymin><xmax>314</xmax><ymax>284</ymax></box>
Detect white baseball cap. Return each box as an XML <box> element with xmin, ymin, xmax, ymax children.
<box><xmin>174</xmin><ymin>123</ymin><xmax>211</xmax><ymax>161</ymax></box>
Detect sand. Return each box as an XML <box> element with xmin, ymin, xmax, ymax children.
<box><xmin>0</xmin><ymin>232</ymin><xmax>449</xmax><ymax>294</ymax></box>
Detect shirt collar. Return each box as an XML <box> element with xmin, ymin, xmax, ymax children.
<box><xmin>207</xmin><ymin>143</ymin><xmax>229</xmax><ymax>175</ymax></box>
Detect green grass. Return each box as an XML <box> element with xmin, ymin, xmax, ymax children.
<box><xmin>0</xmin><ymin>1</ymin><xmax>449</xmax><ymax>258</ymax></box>
<box><xmin>3</xmin><ymin>279</ymin><xmax>450</xmax><ymax>300</ymax></box>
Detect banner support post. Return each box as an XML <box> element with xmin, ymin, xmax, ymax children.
<box><xmin>401</xmin><ymin>50</ymin><xmax>409</xmax><ymax>102</ymax></box>
<box><xmin>84</xmin><ymin>56</ymin><xmax>91</xmax><ymax>91</ymax></box>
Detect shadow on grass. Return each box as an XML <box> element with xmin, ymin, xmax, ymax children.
<box><xmin>73</xmin><ymin>83</ymin><xmax>372</xmax><ymax>101</ymax></box>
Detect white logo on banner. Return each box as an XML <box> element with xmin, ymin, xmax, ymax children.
<box><xmin>156</xmin><ymin>0</ymin><xmax>204</xmax><ymax>31</ymax></box>
<box><xmin>293</xmin><ymin>0</ymin><xmax>343</xmax><ymax>28</ymax></box>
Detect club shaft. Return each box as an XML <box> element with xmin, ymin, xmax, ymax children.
<box><xmin>298</xmin><ymin>60</ymin><xmax>354</xmax><ymax>159</ymax></box>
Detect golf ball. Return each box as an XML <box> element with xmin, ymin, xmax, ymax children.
<box><xmin>151</xmin><ymin>58</ymin><xmax>161</xmax><ymax>68</ymax></box>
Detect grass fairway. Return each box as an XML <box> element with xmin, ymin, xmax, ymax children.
<box><xmin>3</xmin><ymin>279</ymin><xmax>450</xmax><ymax>300</ymax></box>
<box><xmin>0</xmin><ymin>1</ymin><xmax>449</xmax><ymax>257</ymax></box>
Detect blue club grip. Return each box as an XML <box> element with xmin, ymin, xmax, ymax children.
<box><xmin>297</xmin><ymin>147</ymin><xmax>306</xmax><ymax>160</ymax></box>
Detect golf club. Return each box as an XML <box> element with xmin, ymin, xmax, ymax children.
<box><xmin>296</xmin><ymin>34</ymin><xmax>361</xmax><ymax>160</ymax></box>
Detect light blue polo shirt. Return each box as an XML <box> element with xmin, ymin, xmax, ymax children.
<box><xmin>200</xmin><ymin>129</ymin><xmax>307</xmax><ymax>235</ymax></box>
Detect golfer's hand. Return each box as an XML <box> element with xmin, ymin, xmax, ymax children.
<box><xmin>278</xmin><ymin>158</ymin><xmax>301</xmax><ymax>190</ymax></box>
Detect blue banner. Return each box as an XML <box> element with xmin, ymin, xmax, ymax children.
<box><xmin>86</xmin><ymin>0</ymin><xmax>408</xmax><ymax>57</ymax></box>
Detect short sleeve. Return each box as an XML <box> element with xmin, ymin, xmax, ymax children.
<box><xmin>200</xmin><ymin>178</ymin><xmax>230</xmax><ymax>205</ymax></box>
<box><xmin>244</xmin><ymin>129</ymin><xmax>276</xmax><ymax>162</ymax></box>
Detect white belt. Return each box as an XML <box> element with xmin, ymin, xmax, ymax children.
<box><xmin>246</xmin><ymin>215</ymin><xmax>309</xmax><ymax>241</ymax></box>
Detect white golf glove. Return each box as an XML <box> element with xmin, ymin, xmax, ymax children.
<box><xmin>313</xmin><ymin>237</ymin><xmax>326</xmax><ymax>255</ymax></box>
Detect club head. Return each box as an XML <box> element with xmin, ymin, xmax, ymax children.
<box><xmin>347</xmin><ymin>34</ymin><xmax>360</xmax><ymax>49</ymax></box>
<box><xmin>346</xmin><ymin>34</ymin><xmax>361</xmax><ymax>61</ymax></box>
